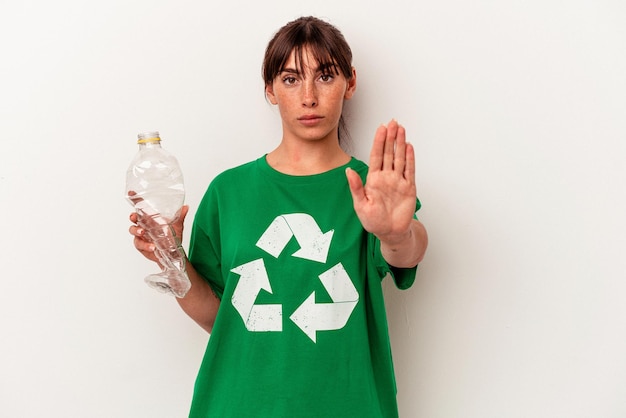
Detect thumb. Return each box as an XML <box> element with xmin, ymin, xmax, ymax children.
<box><xmin>345</xmin><ymin>168</ymin><xmax>366</xmax><ymax>206</ymax></box>
<box><xmin>173</xmin><ymin>205</ymin><xmax>190</xmax><ymax>233</ymax></box>
<box><xmin>180</xmin><ymin>205</ymin><xmax>190</xmax><ymax>222</ymax></box>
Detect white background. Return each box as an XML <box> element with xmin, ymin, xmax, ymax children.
<box><xmin>1</xmin><ymin>0</ymin><xmax>625</xmax><ymax>417</ymax></box>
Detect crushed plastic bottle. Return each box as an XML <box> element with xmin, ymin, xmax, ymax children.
<box><xmin>126</xmin><ymin>131</ymin><xmax>191</xmax><ymax>297</ymax></box>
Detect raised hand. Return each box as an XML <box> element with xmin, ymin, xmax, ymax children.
<box><xmin>346</xmin><ymin>119</ymin><xmax>417</xmax><ymax>245</ymax></box>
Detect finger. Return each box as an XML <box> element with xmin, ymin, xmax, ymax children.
<box><xmin>127</xmin><ymin>190</ymin><xmax>144</xmax><ymax>206</ymax></box>
<box><xmin>171</xmin><ymin>205</ymin><xmax>189</xmax><ymax>237</ymax></box>
<box><xmin>404</xmin><ymin>142</ymin><xmax>416</xmax><ymax>184</ymax></box>
<box><xmin>134</xmin><ymin>236</ymin><xmax>155</xmax><ymax>253</ymax></box>
<box><xmin>382</xmin><ymin>119</ymin><xmax>398</xmax><ymax>171</ymax></box>
<box><xmin>179</xmin><ymin>205</ymin><xmax>189</xmax><ymax>223</ymax></box>
<box><xmin>368</xmin><ymin>124</ymin><xmax>387</xmax><ymax>172</ymax></box>
<box><xmin>129</xmin><ymin>224</ymin><xmax>143</xmax><ymax>237</ymax></box>
<box><xmin>345</xmin><ymin>167</ymin><xmax>366</xmax><ymax>206</ymax></box>
<box><xmin>394</xmin><ymin>124</ymin><xmax>407</xmax><ymax>174</ymax></box>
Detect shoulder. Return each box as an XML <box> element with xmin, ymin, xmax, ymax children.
<box><xmin>206</xmin><ymin>158</ymin><xmax>266</xmax><ymax>194</ymax></box>
<box><xmin>212</xmin><ymin>159</ymin><xmax>260</xmax><ymax>184</ymax></box>
<box><xmin>198</xmin><ymin>158</ymin><xmax>262</xmax><ymax>207</ymax></box>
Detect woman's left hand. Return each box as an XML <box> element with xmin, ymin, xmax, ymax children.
<box><xmin>346</xmin><ymin>119</ymin><xmax>417</xmax><ymax>245</ymax></box>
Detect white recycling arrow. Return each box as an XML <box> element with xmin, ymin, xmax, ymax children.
<box><xmin>256</xmin><ymin>214</ymin><xmax>334</xmax><ymax>263</ymax></box>
<box><xmin>231</xmin><ymin>259</ymin><xmax>282</xmax><ymax>332</ymax></box>
<box><xmin>289</xmin><ymin>262</ymin><xmax>359</xmax><ymax>343</ymax></box>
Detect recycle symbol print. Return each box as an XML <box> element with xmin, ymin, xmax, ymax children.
<box><xmin>230</xmin><ymin>213</ymin><xmax>359</xmax><ymax>343</ymax></box>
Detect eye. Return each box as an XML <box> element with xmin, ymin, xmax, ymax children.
<box><xmin>319</xmin><ymin>73</ymin><xmax>334</xmax><ymax>83</ymax></box>
<box><xmin>282</xmin><ymin>76</ymin><xmax>298</xmax><ymax>85</ymax></box>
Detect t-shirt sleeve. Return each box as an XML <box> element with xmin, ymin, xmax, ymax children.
<box><xmin>369</xmin><ymin>197</ymin><xmax>422</xmax><ymax>290</ymax></box>
<box><xmin>188</xmin><ymin>183</ymin><xmax>225</xmax><ymax>299</ymax></box>
<box><xmin>371</xmin><ymin>235</ymin><xmax>418</xmax><ymax>289</ymax></box>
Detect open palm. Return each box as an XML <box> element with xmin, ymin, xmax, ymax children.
<box><xmin>346</xmin><ymin>120</ymin><xmax>417</xmax><ymax>244</ymax></box>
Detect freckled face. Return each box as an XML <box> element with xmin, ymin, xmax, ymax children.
<box><xmin>265</xmin><ymin>47</ymin><xmax>356</xmax><ymax>143</ymax></box>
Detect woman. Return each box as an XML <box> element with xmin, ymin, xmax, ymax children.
<box><xmin>130</xmin><ymin>16</ymin><xmax>427</xmax><ymax>417</ymax></box>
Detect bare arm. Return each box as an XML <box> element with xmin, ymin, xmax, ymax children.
<box><xmin>129</xmin><ymin>206</ymin><xmax>220</xmax><ymax>333</ymax></box>
<box><xmin>346</xmin><ymin>120</ymin><xmax>428</xmax><ymax>268</ymax></box>
<box><xmin>174</xmin><ymin>260</ymin><xmax>220</xmax><ymax>333</ymax></box>
<box><xmin>378</xmin><ymin>219</ymin><xmax>428</xmax><ymax>268</ymax></box>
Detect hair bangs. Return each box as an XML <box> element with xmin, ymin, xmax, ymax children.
<box><xmin>289</xmin><ymin>42</ymin><xmax>340</xmax><ymax>76</ymax></box>
<box><xmin>263</xmin><ymin>17</ymin><xmax>353</xmax><ymax>86</ymax></box>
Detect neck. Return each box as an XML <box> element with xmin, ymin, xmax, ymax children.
<box><xmin>266</xmin><ymin>137</ymin><xmax>351</xmax><ymax>175</ymax></box>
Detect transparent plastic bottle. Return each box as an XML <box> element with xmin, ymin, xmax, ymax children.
<box><xmin>125</xmin><ymin>131</ymin><xmax>191</xmax><ymax>297</ymax></box>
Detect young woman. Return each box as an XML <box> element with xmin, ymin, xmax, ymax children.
<box><xmin>129</xmin><ymin>16</ymin><xmax>427</xmax><ymax>418</ymax></box>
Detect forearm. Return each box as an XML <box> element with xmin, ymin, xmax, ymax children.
<box><xmin>176</xmin><ymin>260</ymin><xmax>220</xmax><ymax>333</ymax></box>
<box><xmin>379</xmin><ymin>219</ymin><xmax>428</xmax><ymax>268</ymax></box>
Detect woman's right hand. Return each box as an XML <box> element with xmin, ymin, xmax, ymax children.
<box><xmin>128</xmin><ymin>205</ymin><xmax>190</xmax><ymax>264</ymax></box>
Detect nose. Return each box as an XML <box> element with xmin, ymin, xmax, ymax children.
<box><xmin>301</xmin><ymin>80</ymin><xmax>318</xmax><ymax>107</ymax></box>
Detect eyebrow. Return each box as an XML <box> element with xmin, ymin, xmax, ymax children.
<box><xmin>318</xmin><ymin>63</ymin><xmax>337</xmax><ymax>73</ymax></box>
<box><xmin>279</xmin><ymin>63</ymin><xmax>337</xmax><ymax>75</ymax></box>
<box><xmin>280</xmin><ymin>68</ymin><xmax>300</xmax><ymax>75</ymax></box>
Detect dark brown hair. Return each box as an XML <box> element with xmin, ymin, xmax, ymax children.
<box><xmin>262</xmin><ymin>16</ymin><xmax>354</xmax><ymax>143</ymax></box>
<box><xmin>262</xmin><ymin>16</ymin><xmax>353</xmax><ymax>85</ymax></box>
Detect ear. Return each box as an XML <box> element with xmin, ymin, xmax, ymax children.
<box><xmin>265</xmin><ymin>83</ymin><xmax>278</xmax><ymax>105</ymax></box>
<box><xmin>344</xmin><ymin>67</ymin><xmax>357</xmax><ymax>100</ymax></box>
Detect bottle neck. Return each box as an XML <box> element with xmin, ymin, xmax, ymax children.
<box><xmin>137</xmin><ymin>131</ymin><xmax>162</xmax><ymax>147</ymax></box>
<box><xmin>137</xmin><ymin>138</ymin><xmax>162</xmax><ymax>149</ymax></box>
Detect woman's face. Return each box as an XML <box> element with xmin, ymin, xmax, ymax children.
<box><xmin>265</xmin><ymin>46</ymin><xmax>356</xmax><ymax>144</ymax></box>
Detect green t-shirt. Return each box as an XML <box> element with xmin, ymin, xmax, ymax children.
<box><xmin>188</xmin><ymin>156</ymin><xmax>420</xmax><ymax>417</ymax></box>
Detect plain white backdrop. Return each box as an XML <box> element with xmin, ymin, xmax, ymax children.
<box><xmin>1</xmin><ymin>0</ymin><xmax>625</xmax><ymax>416</ymax></box>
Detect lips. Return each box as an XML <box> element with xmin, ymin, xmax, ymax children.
<box><xmin>298</xmin><ymin>115</ymin><xmax>324</xmax><ymax>126</ymax></box>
